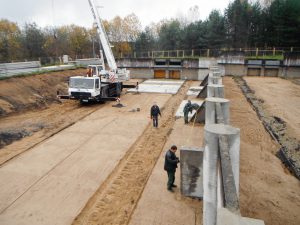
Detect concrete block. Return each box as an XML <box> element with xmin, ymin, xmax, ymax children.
<box><xmin>180</xmin><ymin>146</ymin><xmax>204</xmax><ymax>198</ymax></box>
<box><xmin>205</xmin><ymin>97</ymin><xmax>230</xmax><ymax>125</ymax></box>
<box><xmin>208</xmin><ymin>75</ymin><xmax>222</xmax><ymax>85</ymax></box>
<box><xmin>217</xmin><ymin>208</ymin><xmax>265</xmax><ymax>225</ymax></box>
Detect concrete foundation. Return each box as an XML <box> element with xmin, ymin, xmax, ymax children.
<box><xmin>207</xmin><ymin>84</ymin><xmax>225</xmax><ymax>98</ymax></box>
<box><xmin>127</xmin><ymin>79</ymin><xmax>184</xmax><ymax>94</ymax></box>
<box><xmin>203</xmin><ymin>124</ymin><xmax>240</xmax><ymax>225</ymax></box>
<box><xmin>217</xmin><ymin>208</ymin><xmax>265</xmax><ymax>225</ymax></box>
<box><xmin>205</xmin><ymin>97</ymin><xmax>230</xmax><ymax>125</ymax></box>
<box><xmin>180</xmin><ymin>146</ymin><xmax>204</xmax><ymax>198</ymax></box>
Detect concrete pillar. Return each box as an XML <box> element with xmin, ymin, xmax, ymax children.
<box><xmin>208</xmin><ymin>75</ymin><xmax>222</xmax><ymax>85</ymax></box>
<box><xmin>207</xmin><ymin>84</ymin><xmax>225</xmax><ymax>98</ymax></box>
<box><xmin>205</xmin><ymin>97</ymin><xmax>230</xmax><ymax>125</ymax></box>
<box><xmin>203</xmin><ymin>124</ymin><xmax>240</xmax><ymax>225</ymax></box>
<box><xmin>213</xmin><ymin>71</ymin><xmax>222</xmax><ymax>77</ymax></box>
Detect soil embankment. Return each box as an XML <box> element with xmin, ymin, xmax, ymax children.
<box><xmin>0</xmin><ymin>69</ymin><xmax>104</xmax><ymax>164</ymax></box>
<box><xmin>235</xmin><ymin>77</ymin><xmax>300</xmax><ymax>179</ymax></box>
<box><xmin>224</xmin><ymin>77</ymin><xmax>300</xmax><ymax>225</ymax></box>
<box><xmin>0</xmin><ymin>69</ymin><xmax>86</xmax><ymax>116</ymax></box>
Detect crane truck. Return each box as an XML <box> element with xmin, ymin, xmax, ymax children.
<box><xmin>59</xmin><ymin>0</ymin><xmax>135</xmax><ymax>103</ymax></box>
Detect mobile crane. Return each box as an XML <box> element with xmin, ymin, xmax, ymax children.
<box><xmin>60</xmin><ymin>0</ymin><xmax>134</xmax><ymax>103</ymax></box>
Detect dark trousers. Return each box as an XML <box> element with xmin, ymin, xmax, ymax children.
<box><xmin>184</xmin><ymin>111</ymin><xmax>189</xmax><ymax>124</ymax></box>
<box><xmin>152</xmin><ymin>116</ymin><xmax>158</xmax><ymax>127</ymax></box>
<box><xmin>167</xmin><ymin>170</ymin><xmax>175</xmax><ymax>189</ymax></box>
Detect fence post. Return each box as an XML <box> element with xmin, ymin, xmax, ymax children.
<box><xmin>192</xmin><ymin>49</ymin><xmax>194</xmax><ymax>57</ymax></box>
<box><xmin>256</xmin><ymin>48</ymin><xmax>258</xmax><ymax>57</ymax></box>
<box><xmin>273</xmin><ymin>47</ymin><xmax>276</xmax><ymax>56</ymax></box>
<box><xmin>207</xmin><ymin>49</ymin><xmax>210</xmax><ymax>57</ymax></box>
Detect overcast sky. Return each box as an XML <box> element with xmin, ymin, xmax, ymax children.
<box><xmin>0</xmin><ymin>0</ymin><xmax>232</xmax><ymax>28</ymax></box>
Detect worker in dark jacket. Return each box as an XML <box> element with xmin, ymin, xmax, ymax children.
<box><xmin>164</xmin><ymin>145</ymin><xmax>180</xmax><ymax>192</ymax></box>
<box><xmin>150</xmin><ymin>102</ymin><xmax>161</xmax><ymax>128</ymax></box>
<box><xmin>183</xmin><ymin>100</ymin><xmax>192</xmax><ymax>124</ymax></box>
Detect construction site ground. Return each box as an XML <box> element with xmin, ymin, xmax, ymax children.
<box><xmin>0</xmin><ymin>69</ymin><xmax>299</xmax><ymax>225</ymax></box>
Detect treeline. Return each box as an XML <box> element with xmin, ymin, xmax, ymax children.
<box><xmin>0</xmin><ymin>14</ymin><xmax>141</xmax><ymax>63</ymax></box>
<box><xmin>135</xmin><ymin>0</ymin><xmax>300</xmax><ymax>51</ymax></box>
<box><xmin>0</xmin><ymin>0</ymin><xmax>299</xmax><ymax>63</ymax></box>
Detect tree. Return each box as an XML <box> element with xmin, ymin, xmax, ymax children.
<box><xmin>158</xmin><ymin>20</ymin><xmax>182</xmax><ymax>50</ymax></box>
<box><xmin>68</xmin><ymin>25</ymin><xmax>91</xmax><ymax>58</ymax></box>
<box><xmin>225</xmin><ymin>0</ymin><xmax>251</xmax><ymax>48</ymax></box>
<box><xmin>206</xmin><ymin>10</ymin><xmax>226</xmax><ymax>48</ymax></box>
<box><xmin>0</xmin><ymin>19</ymin><xmax>22</xmax><ymax>62</ymax></box>
<box><xmin>22</xmin><ymin>23</ymin><xmax>46</xmax><ymax>59</ymax></box>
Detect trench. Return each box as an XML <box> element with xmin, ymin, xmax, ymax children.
<box><xmin>234</xmin><ymin>76</ymin><xmax>300</xmax><ymax>179</ymax></box>
<box><xmin>72</xmin><ymin>81</ymin><xmax>192</xmax><ymax>225</ymax></box>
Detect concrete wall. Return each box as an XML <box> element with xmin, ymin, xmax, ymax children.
<box><xmin>129</xmin><ymin>68</ymin><xmax>154</xmax><ymax>79</ymax></box>
<box><xmin>117</xmin><ymin>58</ymin><xmax>300</xmax><ymax>78</ymax></box>
<box><xmin>223</xmin><ymin>64</ymin><xmax>246</xmax><ymax>76</ymax></box>
<box><xmin>182</xmin><ymin>68</ymin><xmax>199</xmax><ymax>80</ymax></box>
<box><xmin>281</xmin><ymin>67</ymin><xmax>300</xmax><ymax>78</ymax></box>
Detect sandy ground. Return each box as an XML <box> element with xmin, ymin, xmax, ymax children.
<box><xmin>244</xmin><ymin>77</ymin><xmax>300</xmax><ymax>139</ymax></box>
<box><xmin>0</xmin><ymin>73</ymin><xmax>299</xmax><ymax>225</ymax></box>
<box><xmin>129</xmin><ymin>119</ymin><xmax>203</xmax><ymax>225</ymax></box>
<box><xmin>0</xmin><ymin>101</ymin><xmax>104</xmax><ymax>165</ymax></box>
<box><xmin>72</xmin><ymin>81</ymin><xmax>199</xmax><ymax>225</ymax></box>
<box><xmin>224</xmin><ymin>77</ymin><xmax>300</xmax><ymax>225</ymax></box>
<box><xmin>0</xmin><ymin>91</ymin><xmax>171</xmax><ymax>225</ymax></box>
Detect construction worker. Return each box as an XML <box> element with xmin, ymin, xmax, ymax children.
<box><xmin>150</xmin><ymin>102</ymin><xmax>161</xmax><ymax>128</ymax></box>
<box><xmin>164</xmin><ymin>145</ymin><xmax>180</xmax><ymax>192</ymax></box>
<box><xmin>86</xmin><ymin>67</ymin><xmax>92</xmax><ymax>77</ymax></box>
<box><xmin>183</xmin><ymin>100</ymin><xmax>192</xmax><ymax>124</ymax></box>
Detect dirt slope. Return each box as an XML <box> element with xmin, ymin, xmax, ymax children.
<box><xmin>0</xmin><ymin>69</ymin><xmax>86</xmax><ymax>116</ymax></box>
<box><xmin>224</xmin><ymin>77</ymin><xmax>300</xmax><ymax>225</ymax></box>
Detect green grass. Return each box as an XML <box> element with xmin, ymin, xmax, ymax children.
<box><xmin>0</xmin><ymin>66</ymin><xmax>82</xmax><ymax>81</ymax></box>
<box><xmin>246</xmin><ymin>55</ymin><xmax>284</xmax><ymax>60</ymax></box>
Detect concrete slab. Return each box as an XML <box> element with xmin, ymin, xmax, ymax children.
<box><xmin>217</xmin><ymin>208</ymin><xmax>265</xmax><ymax>225</ymax></box>
<box><xmin>128</xmin><ymin>118</ymin><xmax>203</xmax><ymax>225</ymax></box>
<box><xmin>0</xmin><ymin>93</ymin><xmax>171</xmax><ymax>225</ymax></box>
<box><xmin>187</xmin><ymin>86</ymin><xmax>204</xmax><ymax>96</ymax></box>
<box><xmin>175</xmin><ymin>100</ymin><xmax>204</xmax><ymax>120</ymax></box>
<box><xmin>127</xmin><ymin>84</ymin><xmax>181</xmax><ymax>94</ymax></box>
<box><xmin>128</xmin><ymin>79</ymin><xmax>184</xmax><ymax>94</ymax></box>
<box><xmin>143</xmin><ymin>79</ymin><xmax>185</xmax><ymax>85</ymax></box>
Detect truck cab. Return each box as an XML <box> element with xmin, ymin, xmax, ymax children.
<box><xmin>68</xmin><ymin>76</ymin><xmax>101</xmax><ymax>102</ymax></box>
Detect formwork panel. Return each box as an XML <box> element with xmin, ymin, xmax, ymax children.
<box><xmin>180</xmin><ymin>147</ymin><xmax>204</xmax><ymax>198</ymax></box>
<box><xmin>247</xmin><ymin>68</ymin><xmax>261</xmax><ymax>76</ymax></box>
<box><xmin>264</xmin><ymin>68</ymin><xmax>278</xmax><ymax>77</ymax></box>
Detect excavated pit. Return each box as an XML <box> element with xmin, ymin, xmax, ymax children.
<box><xmin>234</xmin><ymin>76</ymin><xmax>300</xmax><ymax>179</ymax></box>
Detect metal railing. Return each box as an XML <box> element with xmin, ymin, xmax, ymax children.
<box><xmin>116</xmin><ymin>47</ymin><xmax>300</xmax><ymax>59</ymax></box>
